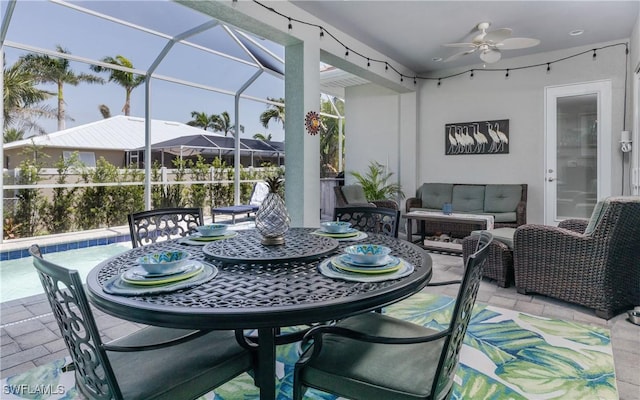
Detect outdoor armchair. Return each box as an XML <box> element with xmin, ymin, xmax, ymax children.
<box><xmin>293</xmin><ymin>231</ymin><xmax>493</xmax><ymax>400</ymax></box>
<box><xmin>30</xmin><ymin>244</ymin><xmax>254</xmax><ymax>400</ymax></box>
<box><xmin>513</xmin><ymin>196</ymin><xmax>640</xmax><ymax>319</ymax></box>
<box><xmin>334</xmin><ymin>184</ymin><xmax>399</xmax><ymax>210</ymax></box>
<box><xmin>128</xmin><ymin>207</ymin><xmax>203</xmax><ymax>247</ymax></box>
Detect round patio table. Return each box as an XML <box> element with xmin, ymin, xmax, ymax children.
<box><xmin>86</xmin><ymin>228</ymin><xmax>432</xmax><ymax>400</ymax></box>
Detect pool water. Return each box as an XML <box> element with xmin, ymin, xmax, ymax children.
<box><xmin>1</xmin><ymin>243</ymin><xmax>132</xmax><ymax>303</ymax></box>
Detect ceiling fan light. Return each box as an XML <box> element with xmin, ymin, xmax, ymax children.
<box><xmin>480</xmin><ymin>49</ymin><xmax>501</xmax><ymax>63</ymax></box>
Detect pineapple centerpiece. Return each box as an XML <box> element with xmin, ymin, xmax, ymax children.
<box><xmin>255</xmin><ymin>174</ymin><xmax>291</xmax><ymax>245</ymax></box>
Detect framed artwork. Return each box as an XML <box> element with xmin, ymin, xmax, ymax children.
<box><xmin>445</xmin><ymin>119</ymin><xmax>509</xmax><ymax>155</ymax></box>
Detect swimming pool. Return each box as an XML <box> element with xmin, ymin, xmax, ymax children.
<box><xmin>1</xmin><ymin>242</ymin><xmax>132</xmax><ymax>303</ymax></box>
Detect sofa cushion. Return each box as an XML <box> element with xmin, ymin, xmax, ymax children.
<box><xmin>419</xmin><ymin>183</ymin><xmax>453</xmax><ymax>209</ymax></box>
<box><xmin>342</xmin><ymin>185</ymin><xmax>369</xmax><ymax>204</ymax></box>
<box><xmin>484</xmin><ymin>185</ymin><xmax>522</xmax><ymax>213</ymax></box>
<box><xmin>492</xmin><ymin>212</ymin><xmax>517</xmax><ymax>223</ymax></box>
<box><xmin>452</xmin><ymin>185</ymin><xmax>485</xmax><ymax>213</ymax></box>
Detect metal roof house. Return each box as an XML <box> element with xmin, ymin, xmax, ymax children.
<box><xmin>131</xmin><ymin>134</ymin><xmax>284</xmax><ymax>168</ymax></box>
<box><xmin>3</xmin><ymin>116</ymin><xmax>283</xmax><ymax>169</ymax></box>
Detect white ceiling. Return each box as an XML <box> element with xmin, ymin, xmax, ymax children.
<box><xmin>292</xmin><ymin>1</ymin><xmax>639</xmax><ymax>74</ymax></box>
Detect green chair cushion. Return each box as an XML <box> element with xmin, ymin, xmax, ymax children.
<box><xmin>584</xmin><ymin>200</ymin><xmax>608</xmax><ymax>235</ymax></box>
<box><xmin>471</xmin><ymin>227</ymin><xmax>515</xmax><ymax>249</ymax></box>
<box><xmin>342</xmin><ymin>185</ymin><xmax>369</xmax><ymax>204</ymax></box>
<box><xmin>492</xmin><ymin>212</ymin><xmax>517</xmax><ymax>223</ymax></box>
<box><xmin>300</xmin><ymin>312</ymin><xmax>444</xmax><ymax>400</ymax></box>
<box><xmin>110</xmin><ymin>328</ymin><xmax>253</xmax><ymax>400</ymax></box>
<box><xmin>452</xmin><ymin>185</ymin><xmax>485</xmax><ymax>213</ymax></box>
<box><xmin>419</xmin><ymin>183</ymin><xmax>453</xmax><ymax>210</ymax></box>
<box><xmin>484</xmin><ymin>185</ymin><xmax>522</xmax><ymax>213</ymax></box>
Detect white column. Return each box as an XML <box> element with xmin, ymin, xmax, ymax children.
<box><xmin>285</xmin><ymin>41</ymin><xmax>320</xmax><ymax>227</ymax></box>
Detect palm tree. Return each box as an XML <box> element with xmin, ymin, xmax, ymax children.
<box><xmin>3</xmin><ymin>60</ymin><xmax>55</xmax><ymax>134</ymax></box>
<box><xmin>90</xmin><ymin>55</ymin><xmax>145</xmax><ymax>116</ymax></box>
<box><xmin>4</xmin><ymin>128</ymin><xmax>24</xmax><ymax>143</ymax></box>
<box><xmin>253</xmin><ymin>133</ymin><xmax>272</xmax><ymax>141</ymax></box>
<box><xmin>320</xmin><ymin>97</ymin><xmax>344</xmax><ymax>174</ymax></box>
<box><xmin>187</xmin><ymin>111</ymin><xmax>214</xmax><ymax>130</ymax></box>
<box><xmin>259</xmin><ymin>97</ymin><xmax>285</xmax><ymax>129</ymax></box>
<box><xmin>211</xmin><ymin>111</ymin><xmax>244</xmax><ymax>136</ymax></box>
<box><xmin>20</xmin><ymin>46</ymin><xmax>104</xmax><ymax>131</ymax></box>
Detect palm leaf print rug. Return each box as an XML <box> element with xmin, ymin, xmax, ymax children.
<box><xmin>1</xmin><ymin>293</ymin><xmax>616</xmax><ymax>400</ymax></box>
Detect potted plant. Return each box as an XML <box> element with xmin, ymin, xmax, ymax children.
<box><xmin>350</xmin><ymin>161</ymin><xmax>405</xmax><ymax>202</ymax></box>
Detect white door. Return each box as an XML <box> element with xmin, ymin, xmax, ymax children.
<box><xmin>544</xmin><ymin>81</ymin><xmax>612</xmax><ymax>225</ymax></box>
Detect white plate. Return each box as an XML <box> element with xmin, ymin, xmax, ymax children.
<box><xmin>319</xmin><ymin>227</ymin><xmax>359</xmax><ymax>235</ymax></box>
<box><xmin>317</xmin><ymin>258</ymin><xmax>414</xmax><ymax>282</ymax></box>
<box><xmin>312</xmin><ymin>230</ymin><xmax>368</xmax><ymax>242</ymax></box>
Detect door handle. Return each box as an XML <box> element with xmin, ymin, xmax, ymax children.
<box><xmin>548</xmin><ymin>177</ymin><xmax>555</xmax><ymax>182</ymax></box>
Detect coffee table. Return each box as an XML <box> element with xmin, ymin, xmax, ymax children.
<box><xmin>405</xmin><ymin>210</ymin><xmax>495</xmax><ymax>253</ymax></box>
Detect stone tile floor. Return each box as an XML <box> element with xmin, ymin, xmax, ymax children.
<box><xmin>1</xmin><ymin>251</ymin><xmax>639</xmax><ymax>399</ymax></box>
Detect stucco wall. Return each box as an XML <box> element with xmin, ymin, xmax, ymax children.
<box><xmin>416</xmin><ymin>40</ymin><xmax>628</xmax><ymax>224</ymax></box>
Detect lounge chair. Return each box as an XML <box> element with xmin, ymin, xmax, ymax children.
<box><xmin>212</xmin><ymin>181</ymin><xmax>269</xmax><ymax>223</ymax></box>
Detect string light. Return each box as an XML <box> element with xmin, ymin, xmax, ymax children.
<box><xmin>252</xmin><ymin>0</ymin><xmax>627</xmax><ymax>86</ymax></box>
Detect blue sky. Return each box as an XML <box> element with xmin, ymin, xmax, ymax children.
<box><xmin>3</xmin><ymin>0</ymin><xmax>286</xmax><ymax>141</ymax></box>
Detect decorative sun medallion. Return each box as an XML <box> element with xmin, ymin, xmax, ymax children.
<box><xmin>305</xmin><ymin>111</ymin><xmax>321</xmax><ymax>135</ymax></box>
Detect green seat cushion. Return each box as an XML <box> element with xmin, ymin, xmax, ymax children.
<box><xmin>419</xmin><ymin>183</ymin><xmax>453</xmax><ymax>209</ymax></box>
<box><xmin>300</xmin><ymin>312</ymin><xmax>444</xmax><ymax>400</ymax></box>
<box><xmin>110</xmin><ymin>328</ymin><xmax>252</xmax><ymax>400</ymax></box>
<box><xmin>492</xmin><ymin>212</ymin><xmax>517</xmax><ymax>223</ymax></box>
<box><xmin>471</xmin><ymin>227</ymin><xmax>515</xmax><ymax>249</ymax></box>
<box><xmin>342</xmin><ymin>185</ymin><xmax>369</xmax><ymax>204</ymax></box>
<box><xmin>484</xmin><ymin>185</ymin><xmax>522</xmax><ymax>213</ymax></box>
<box><xmin>584</xmin><ymin>200</ymin><xmax>608</xmax><ymax>235</ymax></box>
<box><xmin>452</xmin><ymin>185</ymin><xmax>485</xmax><ymax>213</ymax></box>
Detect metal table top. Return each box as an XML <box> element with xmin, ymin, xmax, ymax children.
<box><xmin>86</xmin><ymin>228</ymin><xmax>433</xmax><ymax>330</ymax></box>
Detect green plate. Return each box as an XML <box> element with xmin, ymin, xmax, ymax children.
<box><xmin>121</xmin><ymin>263</ymin><xmax>204</xmax><ymax>285</ymax></box>
<box><xmin>331</xmin><ymin>255</ymin><xmax>402</xmax><ymax>274</ymax></box>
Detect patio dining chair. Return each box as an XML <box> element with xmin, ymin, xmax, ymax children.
<box><xmin>334</xmin><ymin>206</ymin><xmax>401</xmax><ymax>238</ymax></box>
<box><xmin>292</xmin><ymin>231</ymin><xmax>493</xmax><ymax>400</ymax></box>
<box><xmin>128</xmin><ymin>207</ymin><xmax>203</xmax><ymax>247</ymax></box>
<box><xmin>30</xmin><ymin>244</ymin><xmax>254</xmax><ymax>400</ymax></box>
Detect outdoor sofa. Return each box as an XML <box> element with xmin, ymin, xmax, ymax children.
<box><xmin>405</xmin><ymin>183</ymin><xmax>527</xmax><ymax>238</ymax></box>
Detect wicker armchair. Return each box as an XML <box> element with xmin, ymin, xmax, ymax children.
<box><xmin>513</xmin><ymin>196</ymin><xmax>640</xmax><ymax>319</ymax></box>
<box><xmin>334</xmin><ymin>185</ymin><xmax>399</xmax><ymax>210</ymax></box>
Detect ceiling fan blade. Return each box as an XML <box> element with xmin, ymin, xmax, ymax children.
<box><xmin>483</xmin><ymin>28</ymin><xmax>512</xmax><ymax>43</ymax></box>
<box><xmin>498</xmin><ymin>37</ymin><xmax>541</xmax><ymax>50</ymax></box>
<box><xmin>442</xmin><ymin>42</ymin><xmax>476</xmax><ymax>48</ymax></box>
<box><xmin>480</xmin><ymin>48</ymin><xmax>502</xmax><ymax>63</ymax></box>
<box><xmin>444</xmin><ymin>48</ymin><xmax>476</xmax><ymax>62</ymax></box>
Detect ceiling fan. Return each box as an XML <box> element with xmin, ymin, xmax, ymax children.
<box><xmin>443</xmin><ymin>22</ymin><xmax>540</xmax><ymax>63</ymax></box>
